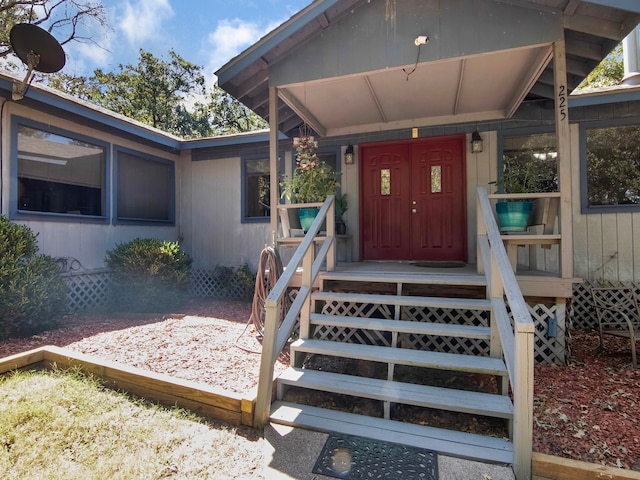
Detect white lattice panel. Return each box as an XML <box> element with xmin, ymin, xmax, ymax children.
<box><xmin>191</xmin><ymin>268</ymin><xmax>252</xmax><ymax>300</ymax></box>
<box><xmin>63</xmin><ymin>270</ymin><xmax>111</xmax><ymax>312</ymax></box>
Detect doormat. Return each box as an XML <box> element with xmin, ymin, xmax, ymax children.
<box><xmin>413</xmin><ymin>261</ymin><xmax>466</xmax><ymax>268</ymax></box>
<box><xmin>312</xmin><ymin>433</ymin><xmax>438</xmax><ymax>480</ymax></box>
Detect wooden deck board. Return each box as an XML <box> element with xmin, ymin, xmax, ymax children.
<box><xmin>277</xmin><ymin>367</ymin><xmax>513</xmax><ymax>418</ymax></box>
<box><xmin>312</xmin><ymin>291</ymin><xmax>492</xmax><ymax>310</ymax></box>
<box><xmin>290</xmin><ymin>339</ymin><xmax>507</xmax><ymax>376</ymax></box>
<box><xmin>270</xmin><ymin>401</ymin><xmax>514</xmax><ymax>464</ymax></box>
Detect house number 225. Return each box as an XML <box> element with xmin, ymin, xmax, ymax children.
<box><xmin>558</xmin><ymin>85</ymin><xmax>567</xmax><ymax>121</ymax></box>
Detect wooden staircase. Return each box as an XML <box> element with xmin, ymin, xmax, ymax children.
<box><xmin>269</xmin><ymin>271</ymin><xmax>516</xmax><ymax>464</ymax></box>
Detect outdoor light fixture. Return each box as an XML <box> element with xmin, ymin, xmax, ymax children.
<box><xmin>471</xmin><ymin>131</ymin><xmax>483</xmax><ymax>153</ymax></box>
<box><xmin>344</xmin><ymin>144</ymin><xmax>355</xmax><ymax>164</ymax></box>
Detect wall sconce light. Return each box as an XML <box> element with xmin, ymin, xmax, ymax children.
<box><xmin>471</xmin><ymin>131</ymin><xmax>483</xmax><ymax>153</ymax></box>
<box><xmin>344</xmin><ymin>144</ymin><xmax>355</xmax><ymax>164</ymax></box>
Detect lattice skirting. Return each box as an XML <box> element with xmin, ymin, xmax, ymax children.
<box><xmin>190</xmin><ymin>268</ymin><xmax>253</xmax><ymax>300</ymax></box>
<box><xmin>62</xmin><ymin>269</ymin><xmax>112</xmax><ymax>312</ymax></box>
<box><xmin>572</xmin><ymin>280</ymin><xmax>640</xmax><ymax>330</ymax></box>
<box><xmin>315</xmin><ymin>298</ymin><xmax>569</xmax><ymax>365</ymax></box>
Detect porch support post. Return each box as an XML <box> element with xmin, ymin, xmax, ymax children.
<box><xmin>269</xmin><ymin>86</ymin><xmax>279</xmax><ymax>245</ymax></box>
<box><xmin>553</xmin><ymin>41</ymin><xmax>574</xmax><ymax>279</ymax></box>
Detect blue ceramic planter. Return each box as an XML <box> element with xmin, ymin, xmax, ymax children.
<box><xmin>496</xmin><ymin>201</ymin><xmax>532</xmax><ymax>232</ymax></box>
<box><xmin>298</xmin><ymin>207</ymin><xmax>320</xmax><ymax>233</ymax></box>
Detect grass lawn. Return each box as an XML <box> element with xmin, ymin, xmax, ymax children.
<box><xmin>0</xmin><ymin>368</ymin><xmax>263</xmax><ymax>479</ymax></box>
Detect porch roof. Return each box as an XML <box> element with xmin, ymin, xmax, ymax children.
<box><xmin>216</xmin><ymin>0</ymin><xmax>640</xmax><ymax>139</ymax></box>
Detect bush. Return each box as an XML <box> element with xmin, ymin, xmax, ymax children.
<box><xmin>105</xmin><ymin>238</ymin><xmax>193</xmax><ymax>312</ymax></box>
<box><xmin>0</xmin><ymin>216</ymin><xmax>68</xmax><ymax>340</ymax></box>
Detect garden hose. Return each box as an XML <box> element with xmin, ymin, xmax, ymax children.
<box><xmin>250</xmin><ymin>245</ymin><xmax>284</xmax><ymax>337</ymax></box>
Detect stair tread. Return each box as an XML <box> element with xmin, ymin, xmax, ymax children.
<box><xmin>270</xmin><ymin>401</ymin><xmax>513</xmax><ymax>465</ymax></box>
<box><xmin>278</xmin><ymin>367</ymin><xmax>513</xmax><ymax>418</ymax></box>
<box><xmin>320</xmin><ymin>271</ymin><xmax>487</xmax><ymax>286</ymax></box>
<box><xmin>309</xmin><ymin>314</ymin><xmax>491</xmax><ymax>339</ymax></box>
<box><xmin>291</xmin><ymin>339</ymin><xmax>507</xmax><ymax>375</ymax></box>
<box><xmin>312</xmin><ymin>291</ymin><xmax>492</xmax><ymax>310</ymax></box>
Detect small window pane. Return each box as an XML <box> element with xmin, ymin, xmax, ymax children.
<box><xmin>381</xmin><ymin>169</ymin><xmax>390</xmax><ymax>195</ymax></box>
<box><xmin>586</xmin><ymin>124</ymin><xmax>640</xmax><ymax>206</ymax></box>
<box><xmin>117</xmin><ymin>151</ymin><xmax>173</xmax><ymax>222</ymax></box>
<box><xmin>245</xmin><ymin>158</ymin><xmax>270</xmax><ymax>219</ymax></box>
<box><xmin>17</xmin><ymin>125</ymin><xmax>105</xmax><ymax>216</ymax></box>
<box><xmin>431</xmin><ymin>166</ymin><xmax>441</xmax><ymax>193</ymax></box>
<box><xmin>502</xmin><ymin>133</ymin><xmax>557</xmax><ymax>193</ymax></box>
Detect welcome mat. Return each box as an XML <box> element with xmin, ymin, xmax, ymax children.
<box><xmin>412</xmin><ymin>261</ymin><xmax>466</xmax><ymax>268</ymax></box>
<box><xmin>312</xmin><ymin>433</ymin><xmax>438</xmax><ymax>480</ymax></box>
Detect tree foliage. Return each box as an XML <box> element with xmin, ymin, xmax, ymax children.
<box><xmin>0</xmin><ymin>0</ymin><xmax>108</xmax><ymax>62</ymax></box>
<box><xmin>48</xmin><ymin>49</ymin><xmax>267</xmax><ymax>138</ymax></box>
<box><xmin>579</xmin><ymin>43</ymin><xmax>624</xmax><ymax>89</ymax></box>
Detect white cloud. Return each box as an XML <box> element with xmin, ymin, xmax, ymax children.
<box><xmin>119</xmin><ymin>0</ymin><xmax>174</xmax><ymax>45</ymax></box>
<box><xmin>206</xmin><ymin>18</ymin><xmax>263</xmax><ymax>73</ymax></box>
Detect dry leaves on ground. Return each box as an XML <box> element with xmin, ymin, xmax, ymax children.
<box><xmin>1</xmin><ymin>299</ymin><xmax>639</xmax><ymax>471</ymax></box>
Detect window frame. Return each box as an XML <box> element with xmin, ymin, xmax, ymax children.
<box><xmin>289</xmin><ymin>145</ymin><xmax>343</xmax><ymax>195</ymax></box>
<box><xmin>113</xmin><ymin>145</ymin><xmax>176</xmax><ymax>226</ymax></box>
<box><xmin>580</xmin><ymin>116</ymin><xmax>640</xmax><ymax>214</ymax></box>
<box><xmin>497</xmin><ymin>126</ymin><xmax>557</xmax><ymax>194</ymax></box>
<box><xmin>10</xmin><ymin>115</ymin><xmax>110</xmax><ymax>224</ymax></box>
<box><xmin>241</xmin><ymin>152</ymin><xmax>280</xmax><ymax>224</ymax></box>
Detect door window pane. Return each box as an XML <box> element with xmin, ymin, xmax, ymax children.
<box><xmin>381</xmin><ymin>169</ymin><xmax>391</xmax><ymax>195</ymax></box>
<box><xmin>431</xmin><ymin>166</ymin><xmax>441</xmax><ymax>193</ymax></box>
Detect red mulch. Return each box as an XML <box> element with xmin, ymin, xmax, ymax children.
<box><xmin>1</xmin><ymin>300</ymin><xmax>639</xmax><ymax>470</ymax></box>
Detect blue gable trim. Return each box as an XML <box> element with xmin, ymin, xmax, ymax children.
<box><xmin>585</xmin><ymin>0</ymin><xmax>640</xmax><ymax>14</ymax></box>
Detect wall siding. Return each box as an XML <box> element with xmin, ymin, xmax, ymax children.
<box><xmin>2</xmin><ymin>101</ymin><xmax>180</xmax><ymax>270</ymax></box>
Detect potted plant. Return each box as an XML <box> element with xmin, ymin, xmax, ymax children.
<box><xmin>493</xmin><ymin>154</ymin><xmax>557</xmax><ymax>232</ymax></box>
<box><xmin>280</xmin><ymin>136</ymin><xmax>341</xmax><ymax>232</ymax></box>
<box><xmin>335</xmin><ymin>193</ymin><xmax>348</xmax><ymax>235</ymax></box>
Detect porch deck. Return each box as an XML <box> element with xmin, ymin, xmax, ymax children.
<box><xmin>286</xmin><ymin>260</ymin><xmax>579</xmax><ymax>300</ymax></box>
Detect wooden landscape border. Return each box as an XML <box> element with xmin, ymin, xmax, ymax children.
<box><xmin>0</xmin><ymin>345</ymin><xmax>256</xmax><ymax>427</ymax></box>
<box><xmin>3</xmin><ymin>348</ymin><xmax>640</xmax><ymax>478</ymax></box>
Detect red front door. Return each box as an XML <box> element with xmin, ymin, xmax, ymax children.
<box><xmin>360</xmin><ymin>136</ymin><xmax>466</xmax><ymax>261</ymax></box>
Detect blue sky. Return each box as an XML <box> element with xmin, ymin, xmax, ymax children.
<box><xmin>63</xmin><ymin>0</ymin><xmax>311</xmax><ymax>83</ymax></box>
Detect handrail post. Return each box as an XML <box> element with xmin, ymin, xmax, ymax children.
<box><xmin>299</xmin><ymin>244</ymin><xmax>314</xmax><ymax>341</ymax></box>
<box><xmin>326</xmin><ymin>198</ymin><xmax>336</xmax><ymax>271</ymax></box>
<box><xmin>254</xmin><ymin>297</ymin><xmax>281</xmax><ymax>427</ymax></box>
<box><xmin>512</xmin><ymin>324</ymin><xmax>534</xmax><ymax>480</ymax></box>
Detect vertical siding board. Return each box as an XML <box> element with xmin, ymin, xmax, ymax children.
<box><xmin>601</xmin><ymin>214</ymin><xmax>619</xmax><ymax>282</ymax></box>
<box><xmin>570</xmin><ymin>124</ymin><xmax>589</xmax><ymax>279</ymax></box>
<box><xmin>616</xmin><ymin>212</ymin><xmax>634</xmax><ymax>282</ymax></box>
<box><xmin>585</xmin><ymin>214</ymin><xmax>603</xmax><ymax>282</ymax></box>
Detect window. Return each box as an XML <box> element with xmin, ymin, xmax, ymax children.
<box><xmin>242</xmin><ymin>155</ymin><xmax>270</xmax><ymax>222</ymax></box>
<box><xmin>500</xmin><ymin>131</ymin><xmax>557</xmax><ymax>193</ymax></box>
<box><xmin>14</xmin><ymin>120</ymin><xmax>107</xmax><ymax>219</ymax></box>
<box><xmin>582</xmin><ymin>121</ymin><xmax>640</xmax><ymax>212</ymax></box>
<box><xmin>115</xmin><ymin>148</ymin><xmax>175</xmax><ymax>224</ymax></box>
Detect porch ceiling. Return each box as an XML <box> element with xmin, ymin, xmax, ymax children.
<box><xmin>280</xmin><ymin>45</ymin><xmax>551</xmax><ymax>137</ymax></box>
<box><xmin>216</xmin><ymin>0</ymin><xmax>640</xmax><ymax>138</ymax></box>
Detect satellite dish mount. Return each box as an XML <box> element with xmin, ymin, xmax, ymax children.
<box><xmin>9</xmin><ymin>23</ymin><xmax>66</xmax><ymax>100</ymax></box>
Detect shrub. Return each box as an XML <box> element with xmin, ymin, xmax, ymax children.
<box><xmin>0</xmin><ymin>216</ymin><xmax>68</xmax><ymax>340</ymax></box>
<box><xmin>105</xmin><ymin>238</ymin><xmax>193</xmax><ymax>312</ymax></box>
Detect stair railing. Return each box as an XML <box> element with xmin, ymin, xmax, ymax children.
<box><xmin>477</xmin><ymin>186</ymin><xmax>534</xmax><ymax>480</ymax></box>
<box><xmin>254</xmin><ymin>195</ymin><xmax>336</xmax><ymax>427</ymax></box>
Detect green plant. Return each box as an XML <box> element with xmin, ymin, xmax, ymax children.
<box><xmin>105</xmin><ymin>238</ymin><xmax>193</xmax><ymax>311</ymax></box>
<box><xmin>209</xmin><ymin>263</ymin><xmax>255</xmax><ymax>300</ymax></box>
<box><xmin>0</xmin><ymin>216</ymin><xmax>68</xmax><ymax>340</ymax></box>
<box><xmin>335</xmin><ymin>193</ymin><xmax>348</xmax><ymax>219</ymax></box>
<box><xmin>280</xmin><ymin>136</ymin><xmax>341</xmax><ymax>203</ymax></box>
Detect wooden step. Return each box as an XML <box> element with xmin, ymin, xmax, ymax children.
<box><xmin>320</xmin><ymin>271</ymin><xmax>487</xmax><ymax>286</ymax></box>
<box><xmin>277</xmin><ymin>367</ymin><xmax>513</xmax><ymax>419</ymax></box>
<box><xmin>309</xmin><ymin>313</ymin><xmax>491</xmax><ymax>339</ymax></box>
<box><xmin>270</xmin><ymin>401</ymin><xmax>514</xmax><ymax>465</ymax></box>
<box><xmin>290</xmin><ymin>339</ymin><xmax>508</xmax><ymax>376</ymax></box>
<box><xmin>312</xmin><ymin>291</ymin><xmax>492</xmax><ymax>310</ymax></box>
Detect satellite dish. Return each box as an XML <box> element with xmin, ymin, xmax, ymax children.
<box><xmin>9</xmin><ymin>23</ymin><xmax>66</xmax><ymax>100</ymax></box>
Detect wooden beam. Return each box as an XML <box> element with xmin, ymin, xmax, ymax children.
<box><xmin>533</xmin><ymin>452</ymin><xmax>640</xmax><ymax>479</ymax></box>
<box><xmin>453</xmin><ymin>59</ymin><xmax>466</xmax><ymax>116</ymax></box>
<box><xmin>270</xmin><ymin>86</ymin><xmax>279</xmax><ymax>246</ymax></box>
<box><xmin>506</xmin><ymin>46</ymin><xmax>553</xmax><ymax>118</ymax></box>
<box><xmin>553</xmin><ymin>41</ymin><xmax>574</xmax><ymax>279</ymax></box>
<box><xmin>364</xmin><ymin>75</ymin><xmax>387</xmax><ymax>123</ymax></box>
<box><xmin>278</xmin><ymin>88</ymin><xmax>327</xmax><ymax>137</ymax></box>
<box><xmin>563</xmin><ymin>14</ymin><xmax>626</xmax><ymax>41</ymax></box>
